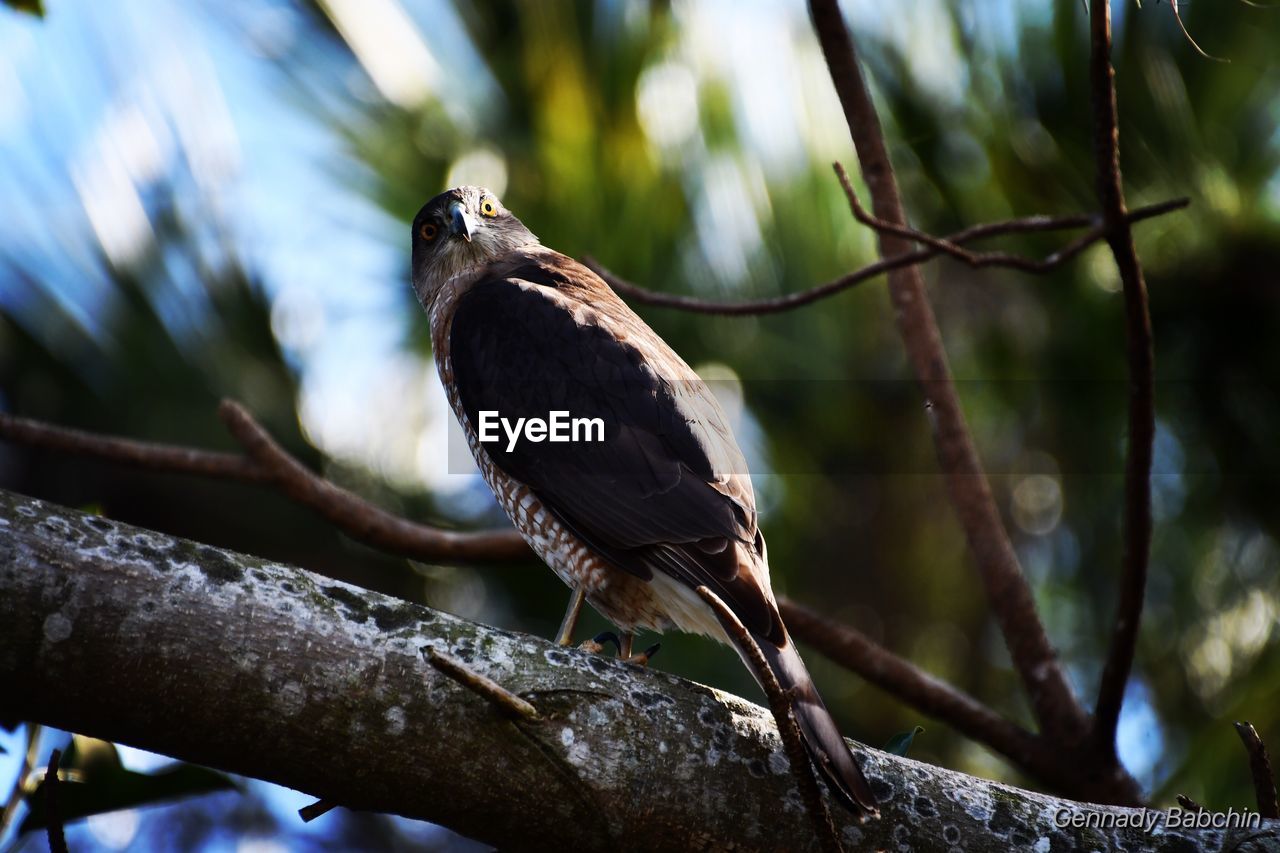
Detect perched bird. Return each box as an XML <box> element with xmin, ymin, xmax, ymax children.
<box><xmin>411</xmin><ymin>185</ymin><xmax>878</xmax><ymax>818</ymax></box>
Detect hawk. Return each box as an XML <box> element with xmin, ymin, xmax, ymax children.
<box><xmin>411</xmin><ymin>185</ymin><xmax>877</xmax><ymax>818</ymax></box>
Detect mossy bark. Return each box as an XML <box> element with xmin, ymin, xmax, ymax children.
<box><xmin>1</xmin><ymin>489</ymin><xmax>1275</xmax><ymax>851</ymax></box>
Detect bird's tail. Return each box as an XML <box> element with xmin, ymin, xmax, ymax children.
<box><xmin>739</xmin><ymin>629</ymin><xmax>879</xmax><ymax>818</ymax></box>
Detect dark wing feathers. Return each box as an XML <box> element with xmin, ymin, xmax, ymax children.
<box><xmin>450</xmin><ymin>256</ymin><xmax>778</xmax><ymax>638</ymax></box>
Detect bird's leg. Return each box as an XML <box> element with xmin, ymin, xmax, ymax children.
<box><xmin>555</xmin><ymin>586</ymin><xmax>586</xmax><ymax>647</ymax></box>
<box><xmin>619</xmin><ymin>632</ymin><xmax>634</xmax><ymax>660</ymax></box>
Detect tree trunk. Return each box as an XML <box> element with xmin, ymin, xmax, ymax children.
<box><xmin>0</xmin><ymin>489</ymin><xmax>1273</xmax><ymax>851</ymax></box>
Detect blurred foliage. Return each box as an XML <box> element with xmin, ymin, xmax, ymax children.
<box><xmin>18</xmin><ymin>737</ymin><xmax>237</xmax><ymax>836</ymax></box>
<box><xmin>1</xmin><ymin>0</ymin><xmax>1279</xmax><ymax>848</ymax></box>
<box><xmin>0</xmin><ymin>199</ymin><xmax>427</xmax><ymax>601</ymax></box>
<box><xmin>1</xmin><ymin>0</ymin><xmax>42</xmax><ymax>19</ymax></box>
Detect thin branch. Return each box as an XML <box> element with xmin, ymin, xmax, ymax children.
<box><xmin>299</xmin><ymin>799</ymin><xmax>337</xmax><ymax>823</ymax></box>
<box><xmin>216</xmin><ymin>400</ymin><xmax>530</xmax><ymax>563</ymax></box>
<box><xmin>425</xmin><ymin>648</ymin><xmax>540</xmax><ymax>721</ymax></box>
<box><xmin>1089</xmin><ymin>0</ymin><xmax>1157</xmax><ymax>759</ymax></box>
<box><xmin>1235</xmin><ymin>722</ymin><xmax>1280</xmax><ymax>819</ymax></box>
<box><xmin>1176</xmin><ymin>794</ymin><xmax>1205</xmax><ymax>813</ymax></box>
<box><xmin>586</xmin><ymin>197</ymin><xmax>1185</xmax><ymax>316</ymax></box>
<box><xmin>1169</xmin><ymin>0</ymin><xmax>1229</xmax><ymax>62</ymax></box>
<box><xmin>779</xmin><ymin>600</ymin><xmax>1044</xmax><ymax>771</ymax></box>
<box><xmin>0</xmin><ymin>407</ymin><xmax>530</xmax><ymax>564</ymax></box>
<box><xmin>45</xmin><ymin>748</ymin><xmax>67</xmax><ymax>853</ymax></box>
<box><xmin>695</xmin><ymin>587</ymin><xmax>846</xmax><ymax>852</ymax></box>
<box><xmin>833</xmin><ymin>162</ymin><xmax>1186</xmax><ymax>273</ymax></box>
<box><xmin>0</xmin><ymin>412</ymin><xmax>266</xmax><ymax>483</ymax></box>
<box><xmin>806</xmin><ymin>0</ymin><xmax>1091</xmax><ymax>746</ymax></box>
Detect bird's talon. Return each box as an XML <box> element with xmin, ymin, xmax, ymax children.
<box><xmin>579</xmin><ymin>631</ymin><xmax>620</xmax><ymax>655</ymax></box>
<box><xmin>623</xmin><ymin>642</ymin><xmax>661</xmax><ymax>667</ymax></box>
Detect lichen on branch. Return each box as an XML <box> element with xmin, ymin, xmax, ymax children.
<box><xmin>1</xmin><ymin>490</ymin><xmax>1271</xmax><ymax>851</ymax></box>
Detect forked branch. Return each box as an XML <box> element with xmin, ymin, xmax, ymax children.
<box><xmin>0</xmin><ymin>407</ymin><xmax>529</xmax><ymax>564</ymax></box>
<box><xmin>586</xmin><ymin>195</ymin><xmax>1184</xmax><ymax>316</ymax></box>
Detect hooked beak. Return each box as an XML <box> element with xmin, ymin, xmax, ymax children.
<box><xmin>448</xmin><ymin>201</ymin><xmax>477</xmax><ymax>243</ymax></box>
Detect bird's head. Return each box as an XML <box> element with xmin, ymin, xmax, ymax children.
<box><xmin>411</xmin><ymin>186</ymin><xmax>538</xmax><ymax>307</ymax></box>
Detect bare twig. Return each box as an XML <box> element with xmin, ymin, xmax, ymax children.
<box><xmin>806</xmin><ymin>0</ymin><xmax>1091</xmax><ymax>747</ymax></box>
<box><xmin>1169</xmin><ymin>0</ymin><xmax>1229</xmax><ymax>62</ymax></box>
<box><xmin>695</xmin><ymin>587</ymin><xmax>846</xmax><ymax>852</ymax></box>
<box><xmin>1235</xmin><ymin>722</ymin><xmax>1280</xmax><ymax>819</ymax></box>
<box><xmin>425</xmin><ymin>648</ymin><xmax>540</xmax><ymax>721</ymax></box>
<box><xmin>0</xmin><ymin>408</ymin><xmax>529</xmax><ymax>564</ymax></box>
<box><xmin>779</xmin><ymin>600</ymin><xmax>1043</xmax><ymax>771</ymax></box>
<box><xmin>833</xmin><ymin>162</ymin><xmax>1186</xmax><ymax>273</ymax></box>
<box><xmin>215</xmin><ymin>401</ymin><xmax>530</xmax><ymax>563</ymax></box>
<box><xmin>0</xmin><ymin>412</ymin><xmax>266</xmax><ymax>483</ymax></box>
<box><xmin>298</xmin><ymin>799</ymin><xmax>338</xmax><ymax>822</ymax></box>
<box><xmin>1088</xmin><ymin>0</ymin><xmax>1157</xmax><ymax>761</ymax></box>
<box><xmin>586</xmin><ymin>197</ymin><xmax>1185</xmax><ymax>316</ymax></box>
<box><xmin>1176</xmin><ymin>794</ymin><xmax>1205</xmax><ymax>813</ymax></box>
<box><xmin>45</xmin><ymin>748</ymin><xmax>67</xmax><ymax>853</ymax></box>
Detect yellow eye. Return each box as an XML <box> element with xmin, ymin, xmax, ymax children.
<box><xmin>420</xmin><ymin>222</ymin><xmax>438</xmax><ymax>241</ymax></box>
<box><xmin>479</xmin><ymin>196</ymin><xmax>498</xmax><ymax>218</ymax></box>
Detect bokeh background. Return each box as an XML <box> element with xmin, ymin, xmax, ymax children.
<box><xmin>2</xmin><ymin>0</ymin><xmax>1278</xmax><ymax>849</ymax></box>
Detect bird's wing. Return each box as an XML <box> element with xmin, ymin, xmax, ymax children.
<box><xmin>449</xmin><ymin>251</ymin><xmax>781</xmax><ymax>641</ymax></box>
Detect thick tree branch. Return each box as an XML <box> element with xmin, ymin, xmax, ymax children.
<box><xmin>1088</xmin><ymin>0</ymin><xmax>1157</xmax><ymax>758</ymax></box>
<box><xmin>804</xmin><ymin>0</ymin><xmax>1092</xmax><ymax>750</ymax></box>
<box><xmin>2</xmin><ymin>490</ymin><xmax>1271</xmax><ymax>851</ymax></box>
<box><xmin>584</xmin><ymin>197</ymin><xmax>1185</xmax><ymax>316</ymax></box>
